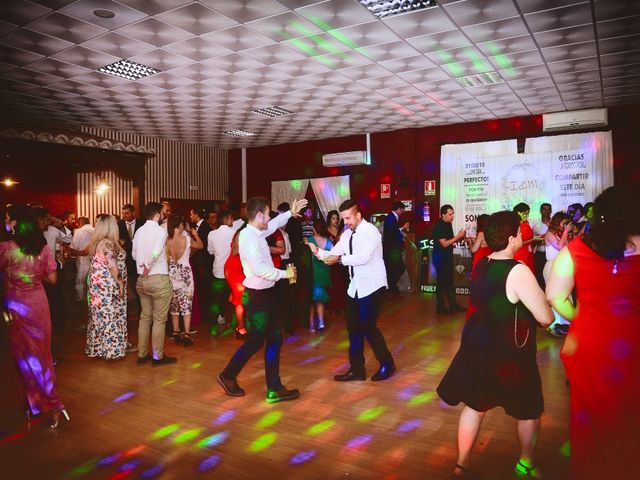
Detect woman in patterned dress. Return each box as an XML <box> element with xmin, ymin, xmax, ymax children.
<box><xmin>167</xmin><ymin>215</ymin><xmax>203</xmax><ymax>346</ymax></box>
<box><xmin>86</xmin><ymin>214</ymin><xmax>128</xmax><ymax>360</ymax></box>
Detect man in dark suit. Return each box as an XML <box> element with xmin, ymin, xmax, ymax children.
<box><xmin>118</xmin><ymin>203</ymin><xmax>143</xmax><ymax>316</ymax></box>
<box><xmin>190</xmin><ymin>206</ymin><xmax>214</xmax><ymax>323</ymax></box>
<box><xmin>383</xmin><ymin>201</ymin><xmax>408</xmax><ymax>294</ymax></box>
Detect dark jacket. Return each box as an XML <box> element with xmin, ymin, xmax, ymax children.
<box><xmin>117</xmin><ymin>218</ymin><xmax>143</xmax><ymax>274</ymax></box>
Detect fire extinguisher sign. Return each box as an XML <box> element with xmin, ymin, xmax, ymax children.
<box><xmin>424</xmin><ymin>180</ymin><xmax>436</xmax><ymax>196</ymax></box>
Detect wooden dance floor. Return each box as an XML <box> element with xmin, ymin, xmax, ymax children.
<box><xmin>1</xmin><ymin>293</ymin><xmax>570</xmax><ymax>480</ymax></box>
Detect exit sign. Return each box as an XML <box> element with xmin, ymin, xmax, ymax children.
<box><xmin>424</xmin><ymin>180</ymin><xmax>436</xmax><ymax>196</ymax></box>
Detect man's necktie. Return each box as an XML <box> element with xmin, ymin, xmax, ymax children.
<box><xmin>128</xmin><ymin>222</ymin><xmax>133</xmax><ymax>239</ymax></box>
<box><xmin>348</xmin><ymin>232</ymin><xmax>354</xmax><ymax>278</ymax></box>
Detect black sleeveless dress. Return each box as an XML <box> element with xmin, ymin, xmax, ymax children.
<box><xmin>437</xmin><ymin>258</ymin><xmax>544</xmax><ymax>420</ymax></box>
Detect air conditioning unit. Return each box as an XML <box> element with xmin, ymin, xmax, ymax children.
<box><xmin>322</xmin><ymin>150</ymin><xmax>370</xmax><ymax>167</ymax></box>
<box><xmin>542</xmin><ymin>108</ymin><xmax>608</xmax><ymax>132</ymax></box>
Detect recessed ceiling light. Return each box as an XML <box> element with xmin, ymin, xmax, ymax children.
<box><xmin>224</xmin><ymin>130</ymin><xmax>256</xmax><ymax>137</ymax></box>
<box><xmin>456</xmin><ymin>71</ymin><xmax>503</xmax><ymax>88</ymax></box>
<box><xmin>93</xmin><ymin>9</ymin><xmax>115</xmax><ymax>19</ymax></box>
<box><xmin>98</xmin><ymin>59</ymin><xmax>160</xmax><ymax>81</ymax></box>
<box><xmin>252</xmin><ymin>106</ymin><xmax>293</xmax><ymax>118</ymax></box>
<box><xmin>359</xmin><ymin>0</ymin><xmax>438</xmax><ymax>19</ymax></box>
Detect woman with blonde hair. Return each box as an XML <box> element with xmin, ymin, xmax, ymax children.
<box><xmin>86</xmin><ymin>214</ymin><xmax>128</xmax><ymax>359</ymax></box>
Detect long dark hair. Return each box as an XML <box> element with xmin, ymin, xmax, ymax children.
<box><xmin>584</xmin><ymin>187</ymin><xmax>638</xmax><ymax>259</ymax></box>
<box><xmin>7</xmin><ymin>204</ymin><xmax>46</xmax><ymax>256</ymax></box>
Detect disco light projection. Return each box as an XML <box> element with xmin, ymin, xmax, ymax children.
<box><xmin>214</xmin><ymin>410</ymin><xmax>236</xmax><ymax>426</ymax></box>
<box><xmin>426</xmin><ymin>358</ymin><xmax>449</xmax><ymax>375</ymax></box>
<box><xmin>110</xmin><ymin>470</ymin><xmax>132</xmax><ymax>480</ymax></box>
<box><xmin>191</xmin><ymin>362</ymin><xmax>202</xmax><ymax>369</ymax></box>
<box><xmin>346</xmin><ymin>434</ymin><xmax>372</xmax><ymax>450</ymax></box>
<box><xmin>420</xmin><ymin>340</ymin><xmax>441</xmax><ymax>355</ymax></box>
<box><xmin>117</xmin><ymin>459</ymin><xmax>142</xmax><ymax>472</ymax></box>
<box><xmin>256</xmin><ymin>411</ymin><xmax>283</xmax><ymax>429</ymax></box>
<box><xmin>398</xmin><ymin>384</ymin><xmax>420</xmax><ymax>401</ymax></box>
<box><xmin>357</xmin><ymin>406</ymin><xmax>386</xmax><ymax>422</ymax></box>
<box><xmin>196</xmin><ymin>431</ymin><xmax>229</xmax><ymax>449</ymax></box>
<box><xmin>408</xmin><ymin>391</ymin><xmax>436</xmax><ymax>407</ymax></box>
<box><xmin>123</xmin><ymin>445</ymin><xmax>146</xmax><ymax>457</ymax></box>
<box><xmin>248</xmin><ymin>432</ymin><xmax>278</xmax><ymax>453</ymax></box>
<box><xmin>300</xmin><ymin>355</ymin><xmax>325</xmax><ymax>365</ymax></box>
<box><xmin>112</xmin><ymin>392</ymin><xmax>135</xmax><ymax>403</ymax></box>
<box><xmin>336</xmin><ymin>339</ymin><xmax>350</xmax><ymax>350</ymax></box>
<box><xmin>140</xmin><ymin>465</ymin><xmax>164</xmax><ymax>479</ymax></box>
<box><xmin>285</xmin><ymin>333</ymin><xmax>300</xmax><ymax>344</ymax></box>
<box><xmin>173</xmin><ymin>428</ymin><xmax>203</xmax><ymax>444</ymax></box>
<box><xmin>63</xmin><ymin>460</ymin><xmax>97</xmax><ymax>478</ymax></box>
<box><xmin>97</xmin><ymin>453</ymin><xmax>122</xmax><ymax>466</ymax></box>
<box><xmin>560</xmin><ymin>441</ymin><xmax>570</xmax><ymax>458</ymax></box>
<box><xmin>306</xmin><ymin>419</ymin><xmax>336</xmax><ymax>436</ymax></box>
<box><xmin>290</xmin><ymin>449</ymin><xmax>316</xmax><ymax>465</ymax></box>
<box><xmin>198</xmin><ymin>454</ymin><xmax>221</xmax><ymax>472</ymax></box>
<box><xmin>151</xmin><ymin>423</ymin><xmax>180</xmax><ymax>439</ymax></box>
<box><xmin>396</xmin><ymin>419</ymin><xmax>424</xmax><ymax>434</ymax></box>
<box><xmin>162</xmin><ymin>379</ymin><xmax>177</xmax><ymax>387</ymax></box>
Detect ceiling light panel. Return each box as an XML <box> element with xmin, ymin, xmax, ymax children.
<box><xmin>224</xmin><ymin>130</ymin><xmax>256</xmax><ymax>137</ymax></box>
<box><xmin>359</xmin><ymin>0</ymin><xmax>438</xmax><ymax>19</ymax></box>
<box><xmin>456</xmin><ymin>71</ymin><xmax>503</xmax><ymax>88</ymax></box>
<box><xmin>252</xmin><ymin>106</ymin><xmax>293</xmax><ymax>118</ymax></box>
<box><xmin>98</xmin><ymin>59</ymin><xmax>160</xmax><ymax>80</ymax></box>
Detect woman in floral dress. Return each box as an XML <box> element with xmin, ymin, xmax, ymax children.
<box><xmin>86</xmin><ymin>214</ymin><xmax>128</xmax><ymax>360</ymax></box>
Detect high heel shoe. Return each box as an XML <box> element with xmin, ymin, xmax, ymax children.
<box><xmin>49</xmin><ymin>409</ymin><xmax>70</xmax><ymax>429</ymax></box>
<box><xmin>181</xmin><ymin>332</ymin><xmax>194</xmax><ymax>347</ymax></box>
<box><xmin>234</xmin><ymin>328</ymin><xmax>247</xmax><ymax>339</ymax></box>
<box><xmin>171</xmin><ymin>331</ymin><xmax>182</xmax><ymax>345</ymax></box>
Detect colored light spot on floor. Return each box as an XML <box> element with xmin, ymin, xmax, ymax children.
<box><xmin>110</xmin><ymin>471</ymin><xmax>133</xmax><ymax>480</ymax></box>
<box><xmin>560</xmin><ymin>441</ymin><xmax>570</xmax><ymax>458</ymax></box>
<box><xmin>198</xmin><ymin>454</ymin><xmax>221</xmax><ymax>472</ymax></box>
<box><xmin>191</xmin><ymin>362</ymin><xmax>202</xmax><ymax>369</ymax></box>
<box><xmin>214</xmin><ymin>410</ymin><xmax>236</xmax><ymax>426</ymax></box>
<box><xmin>346</xmin><ymin>434</ymin><xmax>372</xmax><ymax>450</ymax></box>
<box><xmin>197</xmin><ymin>431</ymin><xmax>229</xmax><ymax>449</ymax></box>
<box><xmin>140</xmin><ymin>465</ymin><xmax>164</xmax><ymax>479</ymax></box>
<box><xmin>290</xmin><ymin>450</ymin><xmax>316</xmax><ymax>465</ymax></box>
<box><xmin>117</xmin><ymin>459</ymin><xmax>142</xmax><ymax>472</ymax></box>
<box><xmin>396</xmin><ymin>418</ymin><xmax>423</xmax><ymax>433</ymax></box>
<box><xmin>408</xmin><ymin>391</ymin><xmax>436</xmax><ymax>407</ymax></box>
<box><xmin>398</xmin><ymin>384</ymin><xmax>420</xmax><ymax>401</ymax></box>
<box><xmin>426</xmin><ymin>358</ymin><xmax>448</xmax><ymax>375</ymax></box>
<box><xmin>248</xmin><ymin>432</ymin><xmax>278</xmax><ymax>453</ymax></box>
<box><xmin>162</xmin><ymin>379</ymin><xmax>177</xmax><ymax>387</ymax></box>
<box><xmin>409</xmin><ymin>327</ymin><xmax>431</xmax><ymax>340</ymax></box>
<box><xmin>256</xmin><ymin>411</ymin><xmax>283</xmax><ymax>429</ymax></box>
<box><xmin>113</xmin><ymin>392</ymin><xmax>135</xmax><ymax>403</ymax></box>
<box><xmin>306</xmin><ymin>419</ymin><xmax>336</xmax><ymax>436</ymax></box>
<box><xmin>420</xmin><ymin>340</ymin><xmax>441</xmax><ymax>355</ymax></box>
<box><xmin>173</xmin><ymin>428</ymin><xmax>203</xmax><ymax>444</ymax></box>
<box><xmin>358</xmin><ymin>406</ymin><xmax>386</xmax><ymax>422</ymax></box>
<box><xmin>300</xmin><ymin>355</ymin><xmax>325</xmax><ymax>365</ymax></box>
<box><xmin>152</xmin><ymin>424</ymin><xmax>180</xmax><ymax>439</ymax></box>
<box><xmin>336</xmin><ymin>339</ymin><xmax>350</xmax><ymax>350</ymax></box>
<box><xmin>63</xmin><ymin>460</ymin><xmax>97</xmax><ymax>478</ymax></box>
<box><xmin>97</xmin><ymin>453</ymin><xmax>121</xmax><ymax>466</ymax></box>
<box><xmin>123</xmin><ymin>445</ymin><xmax>146</xmax><ymax>457</ymax></box>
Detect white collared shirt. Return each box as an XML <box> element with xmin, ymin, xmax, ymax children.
<box><xmin>44</xmin><ymin>225</ymin><xmax>72</xmax><ymax>255</ymax></box>
<box><xmin>208</xmin><ymin>223</ymin><xmax>240</xmax><ymax>279</ymax></box>
<box><xmin>280</xmin><ymin>228</ymin><xmax>291</xmax><ymax>260</ymax></box>
<box><xmin>132</xmin><ymin>219</ymin><xmax>168</xmax><ymax>275</ymax></box>
<box><xmin>532</xmin><ymin>219</ymin><xmax>549</xmax><ymax>253</ymax></box>
<box><xmin>239</xmin><ymin>211</ymin><xmax>291</xmax><ymax>290</ymax></box>
<box><xmin>232</xmin><ymin>218</ymin><xmax>245</xmax><ymax>230</ymax></box>
<box><xmin>70</xmin><ymin>224</ymin><xmax>94</xmax><ymax>252</ymax></box>
<box><xmin>317</xmin><ymin>219</ymin><xmax>387</xmax><ymax>298</ymax></box>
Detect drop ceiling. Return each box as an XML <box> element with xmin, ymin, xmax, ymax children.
<box><xmin>0</xmin><ymin>0</ymin><xmax>638</xmax><ymax>148</ymax></box>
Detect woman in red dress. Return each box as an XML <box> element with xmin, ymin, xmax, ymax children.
<box><xmin>513</xmin><ymin>203</ymin><xmax>540</xmax><ymax>272</ymax></box>
<box><xmin>469</xmin><ymin>214</ymin><xmax>492</xmax><ymax>273</ymax></box>
<box><xmin>224</xmin><ymin>225</ymin><xmax>247</xmax><ymax>338</ymax></box>
<box><xmin>547</xmin><ymin>187</ymin><xmax>640</xmax><ymax>480</ymax></box>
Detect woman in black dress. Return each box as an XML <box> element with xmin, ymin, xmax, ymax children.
<box><xmin>437</xmin><ymin>211</ymin><xmax>553</xmax><ymax>479</ymax></box>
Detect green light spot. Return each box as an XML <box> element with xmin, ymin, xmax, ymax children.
<box><xmin>63</xmin><ymin>460</ymin><xmax>97</xmax><ymax>479</ymax></box>
<box><xmin>445</xmin><ymin>62</ymin><xmax>465</xmax><ymax>77</ymax></box>
<box><xmin>420</xmin><ymin>340</ymin><xmax>441</xmax><ymax>355</ymax></box>
<box><xmin>248</xmin><ymin>432</ymin><xmax>278</xmax><ymax>453</ymax></box>
<box><xmin>291</xmin><ymin>179</ymin><xmax>303</xmax><ymax>191</ymax></box>
<box><xmin>191</xmin><ymin>362</ymin><xmax>202</xmax><ymax>369</ymax></box>
<box><xmin>289</xmin><ymin>38</ymin><xmax>318</xmax><ymax>56</ymax></box>
<box><xmin>494</xmin><ymin>54</ymin><xmax>512</xmax><ymax>69</ymax></box>
<box><xmin>408</xmin><ymin>391</ymin><xmax>436</xmax><ymax>407</ymax></box>
<box><xmin>327</xmin><ymin>30</ymin><xmax>360</xmax><ymax>51</ymax></box>
<box><xmin>173</xmin><ymin>428</ymin><xmax>202</xmax><ymax>444</ymax></box>
<box><xmin>560</xmin><ymin>441</ymin><xmax>570</xmax><ymax>458</ymax></box>
<box><xmin>437</xmin><ymin>50</ymin><xmax>453</xmax><ymax>62</ymax></box>
<box><xmin>256</xmin><ymin>411</ymin><xmax>283</xmax><ymax>429</ymax></box>
<box><xmin>336</xmin><ymin>339</ymin><xmax>350</xmax><ymax>350</ymax></box>
<box><xmin>152</xmin><ymin>423</ymin><xmax>180</xmax><ymax>439</ymax></box>
<box><xmin>409</xmin><ymin>327</ymin><xmax>432</xmax><ymax>340</ymax></box>
<box><xmin>306</xmin><ymin>419</ymin><xmax>336</xmax><ymax>436</ymax></box>
<box><xmin>357</xmin><ymin>406</ymin><xmax>386</xmax><ymax>422</ymax></box>
<box><xmin>338</xmin><ymin>184</ymin><xmax>350</xmax><ymax>196</ymax></box>
<box><xmin>290</xmin><ymin>21</ymin><xmax>315</xmax><ymax>37</ymax></box>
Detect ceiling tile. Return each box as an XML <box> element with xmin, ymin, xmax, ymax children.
<box><xmin>0</xmin><ymin>43</ymin><xmax>44</xmax><ymax>65</ymax></box>
<box><xmin>382</xmin><ymin>7</ymin><xmax>456</xmax><ymax>38</ymax></box>
<box><xmin>200</xmin><ymin>0</ymin><xmax>288</xmax><ymax>23</ymax></box>
<box><xmin>164</xmin><ymin>37</ymin><xmax>233</xmax><ymax>61</ymax></box>
<box><xmin>296</xmin><ymin>0</ymin><xmax>375</xmax><ymax>30</ymax></box>
<box><xmin>115</xmin><ymin>0</ymin><xmax>192</xmax><ymax>16</ymax></box>
<box><xmin>524</xmin><ymin>3</ymin><xmax>593</xmax><ymax>33</ymax></box>
<box><xmin>541</xmin><ymin>41</ymin><xmax>597</xmax><ymax>63</ymax></box>
<box><xmin>202</xmin><ymin>25</ymin><xmax>276</xmax><ymax>52</ymax></box>
<box><xmin>59</xmin><ymin>0</ymin><xmax>147</xmax><ymax>29</ymax></box>
<box><xmin>0</xmin><ymin>27</ymin><xmax>73</xmax><ymax>56</ymax></box>
<box><xmin>533</xmin><ymin>25</ymin><xmax>595</xmax><ymax>48</ymax></box>
<box><xmin>593</xmin><ymin>0</ymin><xmax>640</xmax><ymax>22</ymax></box>
<box><xmin>462</xmin><ymin>17</ymin><xmax>529</xmax><ymax>43</ymax></box>
<box><xmin>26</xmin><ymin>12</ymin><xmax>107</xmax><ymax>43</ymax></box>
<box><xmin>547</xmin><ymin>57</ymin><xmax>599</xmax><ymax>74</ymax></box>
<box><xmin>245</xmin><ymin>12</ymin><xmax>323</xmax><ymax>42</ymax></box>
<box><xmin>80</xmin><ymin>32</ymin><xmax>155</xmax><ymax>59</ymax></box>
<box><xmin>0</xmin><ymin>1</ymin><xmax>51</xmax><ymax>26</ymax></box>
<box><xmin>156</xmin><ymin>3</ymin><xmax>237</xmax><ymax>35</ymax></box>
<box><xmin>116</xmin><ymin>17</ymin><xmax>193</xmax><ymax>47</ymax></box>
<box><xmin>357</xmin><ymin>40</ymin><xmax>419</xmax><ymax>62</ymax></box>
<box><xmin>442</xmin><ymin>0</ymin><xmax>519</xmax><ymax>27</ymax></box>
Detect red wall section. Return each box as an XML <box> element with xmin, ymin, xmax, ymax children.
<box><xmin>229</xmin><ymin>104</ymin><xmax>639</xmax><ymax>238</ymax></box>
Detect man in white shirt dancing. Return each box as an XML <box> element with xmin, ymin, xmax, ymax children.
<box><xmin>308</xmin><ymin>199</ymin><xmax>396</xmax><ymax>382</ymax></box>
<box><xmin>132</xmin><ymin>202</ymin><xmax>175</xmax><ymax>367</ymax></box>
<box><xmin>218</xmin><ymin>197</ymin><xmax>307</xmax><ymax>403</ymax></box>
<box><xmin>69</xmin><ymin>217</ymin><xmax>94</xmax><ymax>302</ymax></box>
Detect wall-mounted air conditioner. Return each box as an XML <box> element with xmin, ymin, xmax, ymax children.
<box><xmin>542</xmin><ymin>108</ymin><xmax>608</xmax><ymax>132</ymax></box>
<box><xmin>322</xmin><ymin>150</ymin><xmax>370</xmax><ymax>167</ymax></box>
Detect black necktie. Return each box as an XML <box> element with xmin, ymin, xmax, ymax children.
<box><xmin>349</xmin><ymin>232</ymin><xmax>354</xmax><ymax>278</ymax></box>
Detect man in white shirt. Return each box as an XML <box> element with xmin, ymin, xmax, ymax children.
<box><xmin>69</xmin><ymin>217</ymin><xmax>94</xmax><ymax>302</ymax></box>
<box><xmin>309</xmin><ymin>199</ymin><xmax>396</xmax><ymax>382</ymax></box>
<box><xmin>208</xmin><ymin>210</ymin><xmax>238</xmax><ymax>323</ymax></box>
<box><xmin>532</xmin><ymin>203</ymin><xmax>552</xmax><ymax>288</ymax></box>
<box><xmin>218</xmin><ymin>197</ymin><xmax>307</xmax><ymax>404</ymax></box>
<box><xmin>132</xmin><ymin>202</ymin><xmax>175</xmax><ymax>367</ymax></box>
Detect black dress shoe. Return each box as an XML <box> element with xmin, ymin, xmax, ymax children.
<box><xmin>151</xmin><ymin>355</ymin><xmax>177</xmax><ymax>367</ymax></box>
<box><xmin>266</xmin><ymin>387</ymin><xmax>300</xmax><ymax>404</ymax></box>
<box><xmin>334</xmin><ymin>370</ymin><xmax>366</xmax><ymax>382</ymax></box>
<box><xmin>136</xmin><ymin>355</ymin><xmax>151</xmax><ymax>365</ymax></box>
<box><xmin>217</xmin><ymin>373</ymin><xmax>245</xmax><ymax>396</ymax></box>
<box><xmin>371</xmin><ymin>364</ymin><xmax>396</xmax><ymax>381</ymax></box>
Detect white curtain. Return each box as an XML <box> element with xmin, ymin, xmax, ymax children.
<box><xmin>271</xmin><ymin>179</ymin><xmax>309</xmax><ymax>211</ymax></box>
<box><xmin>310</xmin><ymin>175</ymin><xmax>351</xmax><ymax>220</ymax></box>
<box><xmin>525</xmin><ymin>131</ymin><xmax>614</xmax><ymax>196</ymax></box>
<box><xmin>440</xmin><ymin>139</ymin><xmax>518</xmax><ymax>232</ymax></box>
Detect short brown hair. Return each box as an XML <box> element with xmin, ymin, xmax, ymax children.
<box><xmin>246</xmin><ymin>197</ymin><xmax>269</xmax><ymax>221</ymax></box>
<box><xmin>485</xmin><ymin>211</ymin><xmax>520</xmax><ymax>251</ymax></box>
<box><xmin>339</xmin><ymin>199</ymin><xmax>361</xmax><ymax>213</ymax></box>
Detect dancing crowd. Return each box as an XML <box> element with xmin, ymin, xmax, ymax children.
<box><xmin>1</xmin><ymin>186</ymin><xmax>638</xmax><ymax>480</ymax></box>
